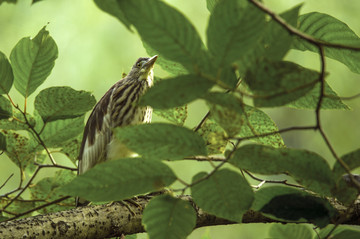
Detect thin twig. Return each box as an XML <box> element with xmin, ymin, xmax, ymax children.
<box><xmin>0</xmin><ymin>174</ymin><xmax>14</xmax><ymax>190</ymax></box>
<box><xmin>243</xmin><ymin>170</ymin><xmax>303</xmax><ymax>189</ymax></box>
<box><xmin>315</xmin><ymin>45</ymin><xmax>326</xmax><ymax>128</ymax></box>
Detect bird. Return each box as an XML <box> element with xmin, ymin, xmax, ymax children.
<box><xmin>76</xmin><ymin>55</ymin><xmax>158</xmax><ymax>206</ymax></box>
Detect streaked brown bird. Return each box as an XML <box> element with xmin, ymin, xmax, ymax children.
<box><xmin>76</xmin><ymin>55</ymin><xmax>157</xmax><ymax>206</ymax></box>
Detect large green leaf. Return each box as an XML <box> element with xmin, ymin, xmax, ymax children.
<box><xmin>141</xmin><ymin>75</ymin><xmax>213</xmax><ymax>109</ymax></box>
<box><xmin>0</xmin><ymin>112</ymin><xmax>35</xmax><ymax>131</ymax></box>
<box><xmin>40</xmin><ymin>116</ymin><xmax>84</xmax><ymax>148</ymax></box>
<box><xmin>245</xmin><ymin>60</ymin><xmax>319</xmax><ymax>107</ymax></box>
<box><xmin>34</xmin><ymin>86</ymin><xmax>96</xmax><ymax>122</ymax></box>
<box><xmin>191</xmin><ymin>169</ymin><xmax>254</xmax><ymax>222</ymax></box>
<box><xmin>10</xmin><ymin>26</ymin><xmax>58</xmax><ymax>97</ymax></box>
<box><xmin>115</xmin><ymin>123</ymin><xmax>207</xmax><ymax>160</ymax></box>
<box><xmin>117</xmin><ymin>0</ymin><xmax>209</xmax><ymax>73</ymax></box>
<box><xmin>143</xmin><ymin>42</ymin><xmax>188</xmax><ymax>76</ymax></box>
<box><xmin>61</xmin><ymin>158</ymin><xmax>177</xmax><ymax>201</ymax></box>
<box><xmin>263</xmin><ymin>5</ymin><xmax>302</xmax><ymax>60</ymax></box>
<box><xmin>0</xmin><ymin>51</ymin><xmax>14</xmax><ymax>94</ymax></box>
<box><xmin>60</xmin><ymin>135</ymin><xmax>81</xmax><ymax>164</ymax></box>
<box><xmin>269</xmin><ymin>224</ymin><xmax>313</xmax><ymax>239</ymax></box>
<box><xmin>142</xmin><ymin>195</ymin><xmax>196</xmax><ymax>239</ymax></box>
<box><xmin>94</xmin><ymin>0</ymin><xmax>132</xmax><ymax>30</ymax></box>
<box><xmin>238</xmin><ymin>105</ymin><xmax>285</xmax><ymax>148</ymax></box>
<box><xmin>206</xmin><ymin>0</ymin><xmax>220</xmax><ymax>13</ymax></box>
<box><xmin>154</xmin><ymin>106</ymin><xmax>187</xmax><ymax>126</ymax></box>
<box><xmin>333</xmin><ymin>148</ymin><xmax>360</xmax><ymax>180</ymax></box>
<box><xmin>30</xmin><ymin>170</ymin><xmax>76</xmax><ymax>213</ymax></box>
<box><xmin>293</xmin><ymin>12</ymin><xmax>360</xmax><ymax>74</ymax></box>
<box><xmin>318</xmin><ymin>226</ymin><xmax>360</xmax><ymax>239</ymax></box>
<box><xmin>0</xmin><ymin>96</ymin><xmax>12</xmax><ymax>120</ymax></box>
<box><xmin>230</xmin><ymin>144</ymin><xmax>335</xmax><ymax>196</ymax></box>
<box><xmin>253</xmin><ymin>186</ymin><xmax>336</xmax><ymax>228</ymax></box>
<box><xmin>287</xmin><ymin>81</ymin><xmax>349</xmax><ymax>110</ymax></box>
<box><xmin>207</xmin><ymin>0</ymin><xmax>266</xmax><ymax>67</ymax></box>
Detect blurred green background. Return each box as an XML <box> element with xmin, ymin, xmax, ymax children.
<box><xmin>0</xmin><ymin>0</ymin><xmax>359</xmax><ymax>238</ymax></box>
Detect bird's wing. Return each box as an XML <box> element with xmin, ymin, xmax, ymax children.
<box><xmin>78</xmin><ymin>85</ymin><xmax>115</xmax><ymax>175</ymax></box>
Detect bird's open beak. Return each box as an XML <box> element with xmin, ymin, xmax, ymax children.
<box><xmin>143</xmin><ymin>55</ymin><xmax>158</xmax><ymax>70</ymax></box>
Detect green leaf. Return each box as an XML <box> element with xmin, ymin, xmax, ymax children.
<box><xmin>230</xmin><ymin>144</ymin><xmax>335</xmax><ymax>196</ymax></box>
<box><xmin>2</xmin><ymin>131</ymin><xmax>35</xmax><ymax>170</ymax></box>
<box><xmin>203</xmin><ymin>93</ymin><xmax>285</xmax><ymax>147</ymax></box>
<box><xmin>245</xmin><ymin>60</ymin><xmax>319</xmax><ymax>107</ymax></box>
<box><xmin>0</xmin><ymin>197</ymin><xmax>35</xmax><ymax>218</ymax></box>
<box><xmin>197</xmin><ymin>117</ymin><xmax>227</xmax><ymax>155</ymax></box>
<box><xmin>0</xmin><ymin>96</ymin><xmax>12</xmax><ymax>119</ymax></box>
<box><xmin>40</xmin><ymin>116</ymin><xmax>84</xmax><ymax>148</ymax></box>
<box><xmin>0</xmin><ymin>51</ymin><xmax>14</xmax><ymax>94</ymax></box>
<box><xmin>60</xmin><ymin>136</ymin><xmax>81</xmax><ymax>164</ymax></box>
<box><xmin>0</xmin><ymin>112</ymin><xmax>35</xmax><ymax>131</ymax></box>
<box><xmin>34</xmin><ymin>86</ymin><xmax>96</xmax><ymax>122</ymax></box>
<box><xmin>191</xmin><ymin>169</ymin><xmax>254</xmax><ymax>222</ymax></box>
<box><xmin>0</xmin><ymin>132</ymin><xmax>6</xmax><ymax>151</ymax></box>
<box><xmin>141</xmin><ymin>75</ymin><xmax>213</xmax><ymax>109</ymax></box>
<box><xmin>206</xmin><ymin>0</ymin><xmax>220</xmax><ymax>13</ymax></box>
<box><xmin>207</xmin><ymin>0</ymin><xmax>266</xmax><ymax>67</ymax></box>
<box><xmin>142</xmin><ymin>195</ymin><xmax>196</xmax><ymax>239</ymax></box>
<box><xmin>263</xmin><ymin>5</ymin><xmax>302</xmax><ymax>60</ymax></box>
<box><xmin>269</xmin><ymin>224</ymin><xmax>313</xmax><ymax>239</ymax></box>
<box><xmin>61</xmin><ymin>158</ymin><xmax>177</xmax><ymax>201</ymax></box>
<box><xmin>114</xmin><ymin>123</ymin><xmax>207</xmax><ymax>160</ymax></box>
<box><xmin>117</xmin><ymin>0</ymin><xmax>209</xmax><ymax>73</ymax></box>
<box><xmin>333</xmin><ymin>149</ymin><xmax>360</xmax><ymax>180</ymax></box>
<box><xmin>253</xmin><ymin>186</ymin><xmax>336</xmax><ymax>228</ymax></box>
<box><xmin>10</xmin><ymin>26</ymin><xmax>58</xmax><ymax>98</ymax></box>
<box><xmin>203</xmin><ymin>92</ymin><xmax>244</xmax><ymax>136</ymax></box>
<box><xmin>30</xmin><ymin>170</ymin><xmax>76</xmax><ymax>213</ymax></box>
<box><xmin>239</xmin><ymin>105</ymin><xmax>285</xmax><ymax>148</ymax></box>
<box><xmin>318</xmin><ymin>226</ymin><xmax>360</xmax><ymax>239</ymax></box>
<box><xmin>154</xmin><ymin>106</ymin><xmax>187</xmax><ymax>126</ymax></box>
<box><xmin>94</xmin><ymin>0</ymin><xmax>132</xmax><ymax>31</ymax></box>
<box><xmin>293</xmin><ymin>12</ymin><xmax>360</xmax><ymax>74</ymax></box>
<box><xmin>143</xmin><ymin>42</ymin><xmax>188</xmax><ymax>76</ymax></box>
<box><xmin>287</xmin><ymin>81</ymin><xmax>349</xmax><ymax>110</ymax></box>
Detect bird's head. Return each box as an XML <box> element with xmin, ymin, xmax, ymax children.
<box><xmin>127</xmin><ymin>55</ymin><xmax>158</xmax><ymax>82</ymax></box>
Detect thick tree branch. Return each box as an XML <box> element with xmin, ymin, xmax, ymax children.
<box><xmin>0</xmin><ymin>196</ymin><xmax>359</xmax><ymax>239</ymax></box>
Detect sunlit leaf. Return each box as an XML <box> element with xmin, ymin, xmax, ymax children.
<box><xmin>269</xmin><ymin>224</ymin><xmax>313</xmax><ymax>239</ymax></box>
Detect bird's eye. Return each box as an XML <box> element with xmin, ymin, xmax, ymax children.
<box><xmin>136</xmin><ymin>60</ymin><xmax>146</xmax><ymax>68</ymax></box>
<box><xmin>136</xmin><ymin>62</ymin><xmax>141</xmax><ymax>67</ymax></box>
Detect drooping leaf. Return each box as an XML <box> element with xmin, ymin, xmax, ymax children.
<box><xmin>154</xmin><ymin>106</ymin><xmax>187</xmax><ymax>126</ymax></box>
<box><xmin>191</xmin><ymin>169</ymin><xmax>254</xmax><ymax>222</ymax></box>
<box><xmin>263</xmin><ymin>5</ymin><xmax>302</xmax><ymax>60</ymax></box>
<box><xmin>10</xmin><ymin>26</ymin><xmax>58</xmax><ymax>97</ymax></box>
<box><xmin>61</xmin><ymin>158</ymin><xmax>177</xmax><ymax>201</ymax></box>
<box><xmin>114</xmin><ymin>123</ymin><xmax>207</xmax><ymax>160</ymax></box>
<box><xmin>287</xmin><ymin>81</ymin><xmax>349</xmax><ymax>110</ymax></box>
<box><xmin>333</xmin><ymin>149</ymin><xmax>360</xmax><ymax>180</ymax></box>
<box><xmin>117</xmin><ymin>0</ymin><xmax>210</xmax><ymax>73</ymax></box>
<box><xmin>142</xmin><ymin>195</ymin><xmax>196</xmax><ymax>239</ymax></box>
<box><xmin>0</xmin><ymin>51</ymin><xmax>14</xmax><ymax>94</ymax></box>
<box><xmin>230</xmin><ymin>144</ymin><xmax>335</xmax><ymax>196</ymax></box>
<box><xmin>253</xmin><ymin>186</ymin><xmax>336</xmax><ymax>228</ymax></box>
<box><xmin>141</xmin><ymin>75</ymin><xmax>213</xmax><ymax>109</ymax></box>
<box><xmin>40</xmin><ymin>116</ymin><xmax>84</xmax><ymax>148</ymax></box>
<box><xmin>196</xmin><ymin>117</ymin><xmax>228</xmax><ymax>155</ymax></box>
<box><xmin>30</xmin><ymin>170</ymin><xmax>76</xmax><ymax>213</ymax></box>
<box><xmin>293</xmin><ymin>12</ymin><xmax>360</xmax><ymax>74</ymax></box>
<box><xmin>245</xmin><ymin>60</ymin><xmax>319</xmax><ymax>107</ymax></box>
<box><xmin>239</xmin><ymin>105</ymin><xmax>285</xmax><ymax>148</ymax></box>
<box><xmin>0</xmin><ymin>96</ymin><xmax>12</xmax><ymax>120</ymax></box>
<box><xmin>269</xmin><ymin>224</ymin><xmax>314</xmax><ymax>239</ymax></box>
<box><xmin>94</xmin><ymin>0</ymin><xmax>132</xmax><ymax>31</ymax></box>
<box><xmin>207</xmin><ymin>0</ymin><xmax>266</xmax><ymax>67</ymax></box>
<box><xmin>203</xmin><ymin>92</ymin><xmax>244</xmax><ymax>136</ymax></box>
<box><xmin>34</xmin><ymin>86</ymin><xmax>96</xmax><ymax>122</ymax></box>
<box><xmin>2</xmin><ymin>130</ymin><xmax>35</xmax><ymax>171</ymax></box>
<box><xmin>143</xmin><ymin>42</ymin><xmax>188</xmax><ymax>76</ymax></box>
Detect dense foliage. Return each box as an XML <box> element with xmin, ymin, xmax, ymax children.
<box><xmin>1</xmin><ymin>0</ymin><xmax>360</xmax><ymax>238</ymax></box>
